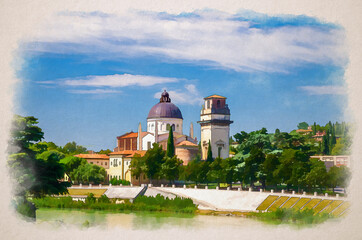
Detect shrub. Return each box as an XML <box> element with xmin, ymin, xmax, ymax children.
<box><xmin>98</xmin><ymin>195</ymin><xmax>110</xmax><ymax>204</ymax></box>
<box><xmin>31</xmin><ymin>194</ymin><xmax>197</xmax><ymax>214</ymax></box>
<box><xmin>85</xmin><ymin>193</ymin><xmax>96</xmax><ymax>204</ymax></box>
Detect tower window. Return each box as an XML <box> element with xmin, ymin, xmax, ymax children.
<box><xmin>207</xmin><ymin>100</ymin><xmax>210</xmax><ymax>109</ymax></box>
<box><xmin>217</xmin><ymin>100</ymin><xmax>221</xmax><ymax>108</ymax></box>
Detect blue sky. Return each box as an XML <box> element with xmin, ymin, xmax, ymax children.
<box><xmin>15</xmin><ymin>9</ymin><xmax>348</xmax><ymax>151</ymax></box>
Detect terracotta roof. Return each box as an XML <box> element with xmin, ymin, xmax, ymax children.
<box><xmin>296</xmin><ymin>129</ymin><xmax>313</xmax><ymax>133</ymax></box>
<box><xmin>110</xmin><ymin>150</ymin><xmax>147</xmax><ymax>157</ymax></box>
<box><xmin>204</xmin><ymin>94</ymin><xmax>227</xmax><ymax>99</ymax></box>
<box><xmin>74</xmin><ymin>154</ymin><xmax>109</xmax><ymax>159</ymax></box>
<box><xmin>176</xmin><ymin>140</ymin><xmax>198</xmax><ymax>147</ymax></box>
<box><xmin>117</xmin><ymin>131</ymin><xmax>150</xmax><ymax>139</ymax></box>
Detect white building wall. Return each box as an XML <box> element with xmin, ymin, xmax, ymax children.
<box><xmin>201</xmin><ymin>125</ymin><xmax>230</xmax><ymax>159</ymax></box>
<box><xmin>142</xmin><ymin>133</ymin><xmax>155</xmax><ymax>150</ymax></box>
<box><xmin>147</xmin><ymin>118</ymin><xmax>183</xmax><ymax>135</ymax></box>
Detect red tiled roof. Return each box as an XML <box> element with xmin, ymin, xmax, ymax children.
<box><xmin>176</xmin><ymin>140</ymin><xmax>198</xmax><ymax>147</ymax></box>
<box><xmin>296</xmin><ymin>129</ymin><xmax>313</xmax><ymax>132</ymax></box>
<box><xmin>74</xmin><ymin>154</ymin><xmax>109</xmax><ymax>159</ymax></box>
<box><xmin>117</xmin><ymin>131</ymin><xmax>151</xmax><ymax>139</ymax></box>
<box><xmin>110</xmin><ymin>150</ymin><xmax>147</xmax><ymax>157</ymax></box>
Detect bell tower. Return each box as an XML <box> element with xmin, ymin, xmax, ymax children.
<box><xmin>198</xmin><ymin>95</ymin><xmax>233</xmax><ymax>160</ymax></box>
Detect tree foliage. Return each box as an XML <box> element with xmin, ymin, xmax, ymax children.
<box><xmin>7</xmin><ymin>115</ymin><xmax>71</xmax><ymax>218</ymax></box>
<box><xmin>206</xmin><ymin>140</ymin><xmax>213</xmax><ymax>162</ymax></box>
<box><xmin>297</xmin><ymin>122</ymin><xmax>309</xmax><ymax>130</ymax></box>
<box><xmin>166</xmin><ymin>127</ymin><xmax>175</xmax><ymax>158</ymax></box>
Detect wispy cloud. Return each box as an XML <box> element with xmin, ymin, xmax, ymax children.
<box><xmin>67</xmin><ymin>89</ymin><xmax>121</xmax><ymax>94</ymax></box>
<box><xmin>38</xmin><ymin>73</ymin><xmax>180</xmax><ymax>87</ymax></box>
<box><xmin>154</xmin><ymin>84</ymin><xmax>203</xmax><ymax>105</ymax></box>
<box><xmin>24</xmin><ymin>10</ymin><xmax>347</xmax><ymax>73</ymax></box>
<box><xmin>299</xmin><ymin>85</ymin><xmax>346</xmax><ymax>95</ymax></box>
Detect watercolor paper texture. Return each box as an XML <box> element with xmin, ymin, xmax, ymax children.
<box><xmin>1</xmin><ymin>1</ymin><xmax>362</xmax><ymax>239</ymax></box>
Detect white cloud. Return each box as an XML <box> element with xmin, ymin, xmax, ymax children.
<box><xmin>154</xmin><ymin>84</ymin><xmax>203</xmax><ymax>105</ymax></box>
<box><xmin>299</xmin><ymin>85</ymin><xmax>346</xmax><ymax>95</ymax></box>
<box><xmin>38</xmin><ymin>73</ymin><xmax>180</xmax><ymax>87</ymax></box>
<box><xmin>67</xmin><ymin>89</ymin><xmax>121</xmax><ymax>94</ymax></box>
<box><xmin>24</xmin><ymin>10</ymin><xmax>347</xmax><ymax>73</ymax></box>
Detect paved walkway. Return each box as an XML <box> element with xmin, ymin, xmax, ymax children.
<box><xmin>104</xmin><ymin>186</ymin><xmax>144</xmax><ymax>199</ymax></box>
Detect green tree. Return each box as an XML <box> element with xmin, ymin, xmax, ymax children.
<box><xmin>166</xmin><ymin>127</ymin><xmax>175</xmax><ymax>157</ymax></box>
<box><xmin>60</xmin><ymin>156</ymin><xmax>87</xmax><ymax>175</ymax></box>
<box><xmin>206</xmin><ymin>140</ymin><xmax>213</xmax><ymax>162</ymax></box>
<box><xmin>160</xmin><ymin>156</ymin><xmax>183</xmax><ymax>184</ymax></box>
<box><xmin>144</xmin><ymin>143</ymin><xmax>166</xmax><ymax>183</ymax></box>
<box><xmin>321</xmin><ymin>134</ymin><xmax>329</xmax><ymax>155</ymax></box>
<box><xmin>208</xmin><ymin>157</ymin><xmax>223</xmax><ymax>187</ymax></box>
<box><xmin>263</xmin><ymin>153</ymin><xmax>280</xmax><ymax>187</ymax></box>
<box><xmin>305</xmin><ymin>158</ymin><xmax>328</xmax><ymax>191</ymax></box>
<box><xmin>97</xmin><ymin>149</ymin><xmax>112</xmax><ymax>154</ymax></box>
<box><xmin>312</xmin><ymin>122</ymin><xmax>317</xmax><ymax>135</ymax></box>
<box><xmin>198</xmin><ymin>161</ymin><xmax>210</xmax><ymax>185</ymax></box>
<box><xmin>71</xmin><ymin>163</ymin><xmax>106</xmax><ymax>184</ymax></box>
<box><xmin>244</xmin><ymin>147</ymin><xmax>265</xmax><ymax>187</ymax></box>
<box><xmin>129</xmin><ymin>153</ymin><xmax>147</xmax><ymax>185</ymax></box>
<box><xmin>297</xmin><ymin>122</ymin><xmax>309</xmax><ymax>130</ymax></box>
<box><xmin>7</xmin><ymin>115</ymin><xmax>70</xmax><ymax>218</ymax></box>
<box><xmin>221</xmin><ymin>158</ymin><xmax>237</xmax><ymax>188</ymax></box>
<box><xmin>60</xmin><ymin>141</ymin><xmax>87</xmax><ymax>155</ymax></box>
<box><xmin>274</xmin><ymin>149</ymin><xmax>310</xmax><ymax>191</ymax></box>
<box><xmin>328</xmin><ymin>166</ymin><xmax>351</xmax><ymax>192</ymax></box>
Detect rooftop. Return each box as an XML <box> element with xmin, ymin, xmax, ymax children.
<box><xmin>110</xmin><ymin>150</ymin><xmax>147</xmax><ymax>157</ymax></box>
<box><xmin>74</xmin><ymin>154</ymin><xmax>109</xmax><ymax>159</ymax></box>
<box><xmin>204</xmin><ymin>94</ymin><xmax>227</xmax><ymax>99</ymax></box>
<box><xmin>176</xmin><ymin>140</ymin><xmax>198</xmax><ymax>147</ymax></box>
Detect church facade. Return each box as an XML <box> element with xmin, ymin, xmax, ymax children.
<box><xmin>105</xmin><ymin>91</ymin><xmax>232</xmax><ymax>185</ymax></box>
<box><xmin>113</xmin><ymin>90</ymin><xmax>198</xmax><ymax>165</ymax></box>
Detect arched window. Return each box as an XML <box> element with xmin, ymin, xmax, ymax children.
<box><xmin>207</xmin><ymin>100</ymin><xmax>210</xmax><ymax>109</ymax></box>
<box><xmin>217</xmin><ymin>100</ymin><xmax>221</xmax><ymax>108</ymax></box>
<box><xmin>172</xmin><ymin>124</ymin><xmax>175</xmax><ymax>131</ymax></box>
<box><xmin>166</xmin><ymin>123</ymin><xmax>170</xmax><ymax>130</ymax></box>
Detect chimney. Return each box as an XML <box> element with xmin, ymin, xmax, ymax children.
<box><xmin>138</xmin><ymin>122</ymin><xmax>142</xmax><ymax>150</ymax></box>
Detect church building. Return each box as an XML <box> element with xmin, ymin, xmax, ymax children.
<box><xmin>113</xmin><ymin>90</ymin><xmax>198</xmax><ymax>165</ymax></box>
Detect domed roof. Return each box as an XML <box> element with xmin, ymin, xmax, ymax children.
<box><xmin>147</xmin><ymin>90</ymin><xmax>183</xmax><ymax>119</ymax></box>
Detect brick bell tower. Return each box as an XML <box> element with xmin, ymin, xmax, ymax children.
<box><xmin>198</xmin><ymin>95</ymin><xmax>233</xmax><ymax>160</ymax></box>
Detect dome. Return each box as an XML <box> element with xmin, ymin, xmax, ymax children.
<box><xmin>147</xmin><ymin>91</ymin><xmax>183</xmax><ymax>119</ymax></box>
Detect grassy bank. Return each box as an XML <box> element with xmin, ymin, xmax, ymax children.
<box><xmin>248</xmin><ymin>208</ymin><xmax>333</xmax><ymax>225</ymax></box>
<box><xmin>31</xmin><ymin>194</ymin><xmax>197</xmax><ymax>214</ymax></box>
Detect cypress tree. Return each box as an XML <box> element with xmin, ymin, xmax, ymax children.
<box><xmin>313</xmin><ymin>122</ymin><xmax>317</xmax><ymax>135</ymax></box>
<box><xmin>322</xmin><ymin>134</ymin><xmax>329</xmax><ymax>155</ymax></box>
<box><xmin>166</xmin><ymin>126</ymin><xmax>175</xmax><ymax>157</ymax></box>
<box><xmin>206</xmin><ymin>140</ymin><xmax>213</xmax><ymax>162</ymax></box>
